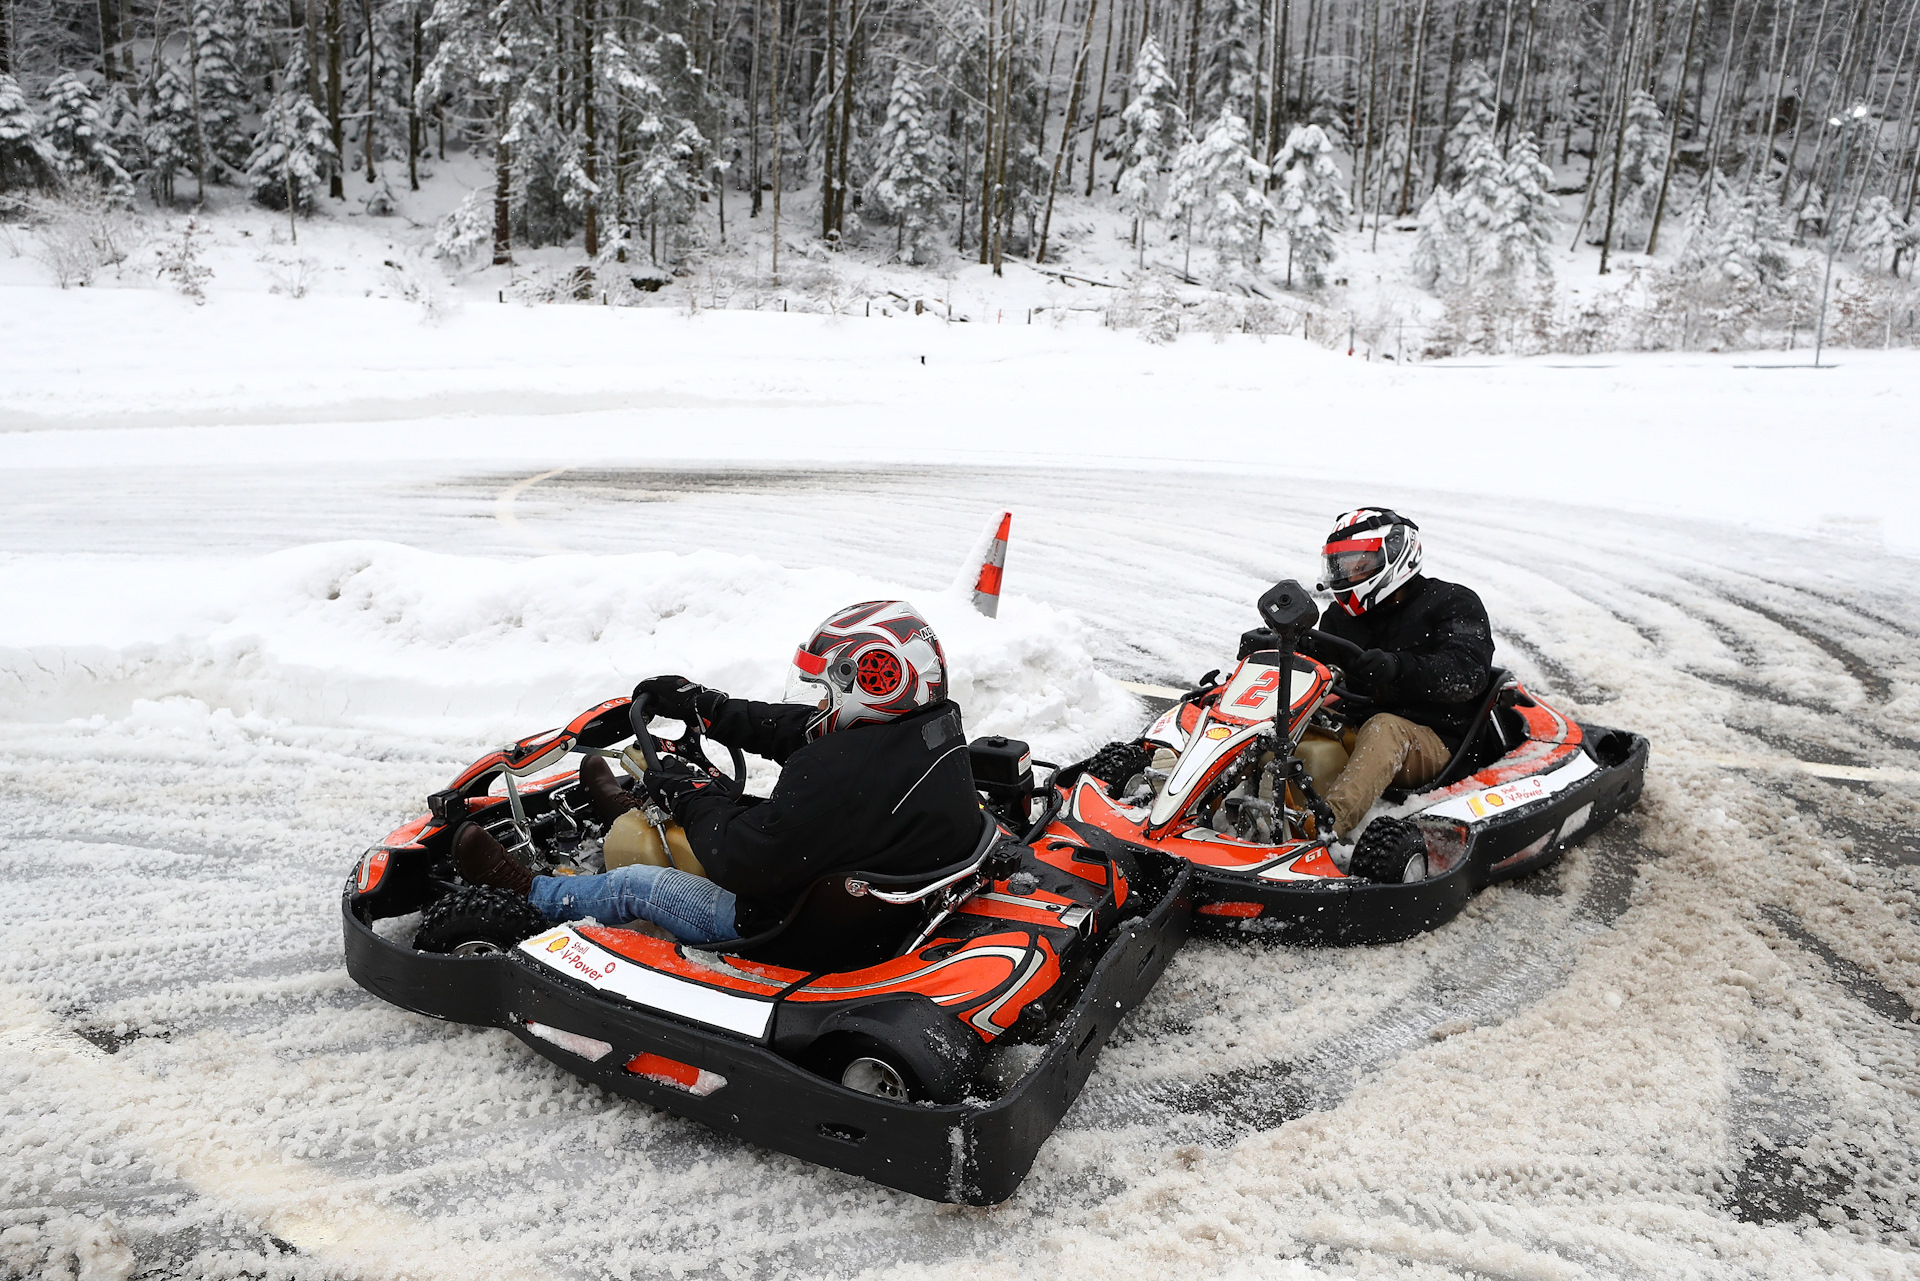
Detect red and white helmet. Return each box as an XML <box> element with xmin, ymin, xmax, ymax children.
<box><xmin>1320</xmin><ymin>508</ymin><xmax>1423</xmax><ymax>616</ymax></box>
<box><xmin>784</xmin><ymin>600</ymin><xmax>949</xmax><ymax>739</ymax></box>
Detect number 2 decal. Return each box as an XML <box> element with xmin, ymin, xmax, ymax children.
<box><xmin>1232</xmin><ymin>669</ymin><xmax>1282</xmax><ymax>708</ymax></box>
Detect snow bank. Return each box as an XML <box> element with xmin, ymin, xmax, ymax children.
<box><xmin>0</xmin><ymin>540</ymin><xmax>1141</xmax><ymax>760</ymax></box>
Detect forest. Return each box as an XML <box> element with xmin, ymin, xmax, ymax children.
<box><xmin>3</xmin><ymin>0</ymin><xmax>1919</xmax><ymax>348</ymax></box>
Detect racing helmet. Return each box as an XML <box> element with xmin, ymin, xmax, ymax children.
<box><xmin>784</xmin><ymin>600</ymin><xmax>949</xmax><ymax>739</ymax></box>
<box><xmin>1319</xmin><ymin>508</ymin><xmax>1423</xmax><ymax>616</ymax></box>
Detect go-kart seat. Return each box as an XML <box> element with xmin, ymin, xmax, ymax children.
<box><xmin>1378</xmin><ymin>669</ymin><xmax>1521</xmax><ymax>802</ymax></box>
<box><xmin>688</xmin><ymin>812</ymin><xmax>1003</xmax><ymax>973</ymax></box>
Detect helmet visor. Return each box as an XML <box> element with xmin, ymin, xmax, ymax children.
<box><xmin>1323</xmin><ymin>544</ymin><xmax>1385</xmax><ymax>592</ymax></box>
<box><xmin>785</xmin><ymin>644</ymin><xmax>832</xmax><ymax>706</ymax></box>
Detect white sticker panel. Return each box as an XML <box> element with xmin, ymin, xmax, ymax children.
<box><xmin>1422</xmin><ymin>752</ymin><xmax>1600</xmax><ymax>825</ymax></box>
<box><xmin>519</xmin><ymin>927</ymin><xmax>775</xmax><ymax>1039</ymax></box>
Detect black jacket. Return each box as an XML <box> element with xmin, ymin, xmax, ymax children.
<box><xmin>1313</xmin><ymin>575</ymin><xmax>1496</xmax><ymax>743</ymax></box>
<box><xmin>673</xmin><ymin>697</ymin><xmax>983</xmax><ymax>935</ymax></box>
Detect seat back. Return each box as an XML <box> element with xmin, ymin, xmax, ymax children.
<box><xmin>693</xmin><ymin>813</ymin><xmax>1001</xmax><ymax>973</ymax></box>
<box><xmin>1430</xmin><ymin>668</ymin><xmax>1516</xmax><ymax>789</ymax></box>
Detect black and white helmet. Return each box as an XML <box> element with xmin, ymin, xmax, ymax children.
<box><xmin>784</xmin><ymin>601</ymin><xmax>949</xmax><ymax>740</ymax></box>
<box><xmin>1319</xmin><ymin>508</ymin><xmax>1423</xmax><ymax>616</ymax></box>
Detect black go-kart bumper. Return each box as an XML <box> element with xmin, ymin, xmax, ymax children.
<box><xmin>342</xmin><ymin>864</ymin><xmax>1192</xmax><ymax>1205</ymax></box>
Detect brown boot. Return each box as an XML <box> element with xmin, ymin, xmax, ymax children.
<box><xmin>578</xmin><ymin>755</ymin><xmax>642</xmax><ymax>824</ymax></box>
<box><xmin>452</xmin><ymin>823</ymin><xmax>534</xmax><ymax>897</ymax></box>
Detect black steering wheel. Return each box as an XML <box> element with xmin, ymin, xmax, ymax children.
<box><xmin>628</xmin><ymin>693</ymin><xmax>747</xmax><ymax>795</ymax></box>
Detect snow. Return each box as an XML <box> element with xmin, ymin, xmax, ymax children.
<box><xmin>3</xmin><ymin>234</ymin><xmax>1920</xmax><ymax>1279</ymax></box>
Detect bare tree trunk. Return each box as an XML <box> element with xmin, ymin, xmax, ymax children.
<box><xmin>770</xmin><ymin>0</ymin><xmax>782</xmax><ymax>280</ymax></box>
<box><xmin>1087</xmin><ymin>0</ymin><xmax>1117</xmax><ymax>194</ymax></box>
<box><xmin>493</xmin><ymin>93</ymin><xmax>512</xmax><ymax>264</ymax></box>
<box><xmin>820</xmin><ymin>0</ymin><xmax>838</xmax><ymax>237</ymax></box>
<box><xmin>993</xmin><ymin>0</ymin><xmax>1014</xmax><ymax>272</ymax></box>
<box><xmin>747</xmin><ymin>0</ymin><xmax>760</xmax><ymax>215</ymax></box>
<box><xmin>1270</xmin><ymin>0</ymin><xmax>1291</xmax><ymax>142</ymax></box>
<box><xmin>1395</xmin><ymin>0</ymin><xmax>1429</xmax><ymax>213</ymax></box>
<box><xmin>1490</xmin><ymin>0</ymin><xmax>1516</xmax><ymax>140</ymax></box>
<box><xmin>363</xmin><ymin>0</ymin><xmax>376</xmax><ymax>183</ymax></box>
<box><xmin>1646</xmin><ymin>0</ymin><xmax>1703</xmax><ymax>253</ymax></box>
<box><xmin>1748</xmin><ymin>0</ymin><xmax>1801</xmax><ymax>195</ymax></box>
<box><xmin>1506</xmin><ymin>0</ymin><xmax>1539</xmax><ymax>147</ymax></box>
<box><xmin>327</xmin><ymin>0</ymin><xmax>344</xmax><ymax>197</ymax></box>
<box><xmin>1599</xmin><ymin>0</ymin><xmax>1644</xmax><ymax>273</ymax></box>
<box><xmin>408</xmin><ymin>2</ymin><xmax>422</xmax><ymax>190</ymax></box>
<box><xmin>1355</xmin><ymin>0</ymin><xmax>1380</xmax><ymax>210</ymax></box>
<box><xmin>1040</xmin><ymin>0</ymin><xmax>1100</xmax><ymax>260</ymax></box>
<box><xmin>1039</xmin><ymin>0</ymin><xmax>1076</xmax><ymax>133</ymax></box>
<box><xmin>1843</xmin><ymin>0</ymin><xmax>1920</xmax><ymax>238</ymax></box>
<box><xmin>583</xmin><ymin>0</ymin><xmax>598</xmax><ymax>256</ymax></box>
<box><xmin>1700</xmin><ymin>0</ymin><xmax>1752</xmax><ymax>206</ymax></box>
<box><xmin>97</xmin><ymin>0</ymin><xmax>118</xmax><ymax>80</ymax></box>
<box><xmin>0</xmin><ymin>0</ymin><xmax>12</xmax><ymax>77</ymax></box>
<box><xmin>1430</xmin><ymin>8</ymin><xmax>1463</xmax><ymax>187</ymax></box>
<box><xmin>980</xmin><ymin>0</ymin><xmax>999</xmax><ymax>262</ymax></box>
<box><xmin>1184</xmin><ymin>0</ymin><xmax>1201</xmax><ymax>121</ymax></box>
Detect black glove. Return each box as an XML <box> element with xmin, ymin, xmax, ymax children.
<box><xmin>633</xmin><ymin>676</ymin><xmax>724</xmax><ymax>729</ymax></box>
<box><xmin>1237</xmin><ymin>628</ymin><xmax>1279</xmax><ymax>660</ymax></box>
<box><xmin>643</xmin><ymin>753</ymin><xmax>721</xmax><ymax>818</ymax></box>
<box><xmin>1351</xmin><ymin>649</ymin><xmax>1401</xmax><ymax>693</ymax></box>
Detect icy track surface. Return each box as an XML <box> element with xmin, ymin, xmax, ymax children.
<box><xmin>3</xmin><ymin>299</ymin><xmax>1919</xmax><ymax>1281</ymax></box>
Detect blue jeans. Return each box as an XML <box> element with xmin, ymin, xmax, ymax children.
<box><xmin>529</xmin><ymin>864</ymin><xmax>740</xmax><ymax>943</ymax></box>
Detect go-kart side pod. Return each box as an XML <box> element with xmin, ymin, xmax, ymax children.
<box><xmin>341</xmin><ymin>863</ymin><xmax>1191</xmax><ymax>1205</ymax></box>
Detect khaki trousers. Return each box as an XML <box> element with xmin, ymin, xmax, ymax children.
<box><xmin>1324</xmin><ymin>713</ymin><xmax>1450</xmax><ymax>839</ymax></box>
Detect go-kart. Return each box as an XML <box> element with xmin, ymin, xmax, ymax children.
<box><xmin>1054</xmin><ymin>581</ymin><xmax>1648</xmax><ymax>945</ymax></box>
<box><xmin>341</xmin><ymin>694</ymin><xmax>1189</xmax><ymax>1205</ymax></box>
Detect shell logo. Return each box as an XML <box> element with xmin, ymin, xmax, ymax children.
<box><xmin>546</xmin><ymin>936</ymin><xmax>569</xmax><ymax>953</ymax></box>
<box><xmin>1205</xmin><ymin>726</ymin><xmax>1233</xmax><ymax>740</ymax></box>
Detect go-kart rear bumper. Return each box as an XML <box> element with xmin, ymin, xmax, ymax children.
<box><xmin>341</xmin><ymin>865</ymin><xmax>1192</xmax><ymax>1205</ymax></box>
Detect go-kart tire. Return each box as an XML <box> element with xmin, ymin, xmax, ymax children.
<box><xmin>1084</xmin><ymin>741</ymin><xmax>1151</xmax><ymax>799</ymax></box>
<box><xmin>414</xmin><ymin>887</ymin><xmax>552</xmax><ymax>956</ymax></box>
<box><xmin>804</xmin><ymin>1033</ymin><xmax>927</xmax><ymax>1104</ymax></box>
<box><xmin>1349</xmin><ymin>817</ymin><xmax>1429</xmax><ymax>884</ymax></box>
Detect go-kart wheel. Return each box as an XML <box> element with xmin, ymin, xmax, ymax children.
<box><xmin>415</xmin><ymin>887</ymin><xmax>552</xmax><ymax>955</ymax></box>
<box><xmin>1349</xmin><ymin>817</ymin><xmax>1430</xmax><ymax>884</ymax></box>
<box><xmin>805</xmin><ymin>1033</ymin><xmax>924</xmax><ymax>1103</ymax></box>
<box><xmin>1084</xmin><ymin>741</ymin><xmax>1151</xmax><ymax>800</ymax></box>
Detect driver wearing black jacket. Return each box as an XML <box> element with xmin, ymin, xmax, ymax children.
<box><xmin>1243</xmin><ymin>509</ymin><xmax>1495</xmax><ymax>841</ymax></box>
<box><xmin>452</xmin><ymin>600</ymin><xmax>983</xmax><ymax>953</ymax></box>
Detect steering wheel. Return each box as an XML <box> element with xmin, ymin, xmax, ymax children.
<box><xmin>628</xmin><ymin>693</ymin><xmax>747</xmax><ymax>795</ymax></box>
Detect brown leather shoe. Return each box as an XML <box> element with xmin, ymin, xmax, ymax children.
<box><xmin>579</xmin><ymin>755</ymin><xmax>642</xmax><ymax>824</ymax></box>
<box><xmin>452</xmin><ymin>822</ymin><xmax>533</xmax><ymax>897</ymax></box>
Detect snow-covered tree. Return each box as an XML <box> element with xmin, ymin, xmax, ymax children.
<box><xmin>1852</xmin><ymin>195</ymin><xmax>1910</xmax><ymax>275</ymax></box>
<box><xmin>0</xmin><ymin>74</ymin><xmax>57</xmax><ymax>192</ymax></box>
<box><xmin>143</xmin><ymin>60</ymin><xmax>199</xmax><ymax>203</ymax></box>
<box><xmin>1271</xmin><ymin>122</ymin><xmax>1350</xmax><ymax>287</ymax></box>
<box><xmin>1198</xmin><ymin>0</ymin><xmax>1257</xmax><ymax>123</ymax></box>
<box><xmin>42</xmin><ymin>73</ymin><xmax>133</xmax><ymax>199</ymax></box>
<box><xmin>1687</xmin><ymin>186</ymin><xmax>1795</xmax><ymax>289</ymax></box>
<box><xmin>1165</xmin><ymin>109</ymin><xmax>1272</xmax><ymax>279</ymax></box>
<box><xmin>187</xmin><ymin>0</ymin><xmax>252</xmax><ymax>176</ymax></box>
<box><xmin>1115</xmin><ymin>36</ymin><xmax>1186</xmax><ymax>260</ymax></box>
<box><xmin>1592</xmin><ymin>89</ymin><xmax>1665</xmax><ymax>249</ymax></box>
<box><xmin>1440</xmin><ymin>63</ymin><xmax>1496</xmax><ymax>188</ymax></box>
<box><xmin>1492</xmin><ymin>130</ymin><xmax>1558</xmax><ymax>279</ymax></box>
<box><xmin>246</xmin><ymin>72</ymin><xmax>336</xmax><ymax>211</ymax></box>
<box><xmin>866</xmin><ymin>65</ymin><xmax>946</xmax><ymax>263</ymax></box>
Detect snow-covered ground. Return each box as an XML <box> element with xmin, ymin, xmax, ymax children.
<box><xmin>3</xmin><ymin>275</ymin><xmax>1919</xmax><ymax>1280</ymax></box>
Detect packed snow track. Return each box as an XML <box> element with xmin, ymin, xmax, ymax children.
<box><xmin>2</xmin><ymin>313</ymin><xmax>1917</xmax><ymax>1280</ymax></box>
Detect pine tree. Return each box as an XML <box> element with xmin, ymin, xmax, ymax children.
<box><xmin>1593</xmin><ymin>90</ymin><xmax>1665</xmax><ymax>249</ymax></box>
<box><xmin>1165</xmin><ymin>109</ymin><xmax>1271</xmax><ymax>280</ymax></box>
<box><xmin>866</xmin><ymin>64</ymin><xmax>946</xmax><ymax>263</ymax></box>
<box><xmin>143</xmin><ymin>61</ymin><xmax>199</xmax><ymax>204</ymax></box>
<box><xmin>1440</xmin><ymin>63</ymin><xmax>1496</xmax><ymax>188</ymax></box>
<box><xmin>1198</xmin><ymin>0</ymin><xmax>1256</xmax><ymax>123</ymax></box>
<box><xmin>246</xmin><ymin>71</ymin><xmax>336</xmax><ymax>210</ymax></box>
<box><xmin>1115</xmin><ymin>36</ymin><xmax>1185</xmax><ymax>260</ymax></box>
<box><xmin>1272</xmin><ymin>123</ymin><xmax>1350</xmax><ymax>288</ymax></box>
<box><xmin>189</xmin><ymin>0</ymin><xmax>253</xmax><ymax>177</ymax></box>
<box><xmin>0</xmin><ymin>73</ymin><xmax>56</xmax><ymax>192</ymax></box>
<box><xmin>42</xmin><ymin>73</ymin><xmax>134</xmax><ymax>199</ymax></box>
<box><xmin>1493</xmin><ymin>130</ymin><xmax>1558</xmax><ymax>279</ymax></box>
<box><xmin>1415</xmin><ymin>69</ymin><xmax>1532</xmax><ymax>291</ymax></box>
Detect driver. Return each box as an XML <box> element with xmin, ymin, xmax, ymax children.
<box><xmin>450</xmin><ymin>600</ymin><xmax>983</xmax><ymax>944</ymax></box>
<box><xmin>1244</xmin><ymin>508</ymin><xmax>1494</xmax><ymax>842</ymax></box>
